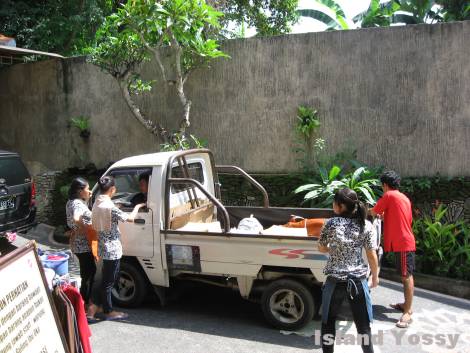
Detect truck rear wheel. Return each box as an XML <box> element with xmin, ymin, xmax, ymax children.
<box><xmin>261</xmin><ymin>279</ymin><xmax>315</xmax><ymax>331</ymax></box>
<box><xmin>112</xmin><ymin>261</ymin><xmax>148</xmax><ymax>308</ymax></box>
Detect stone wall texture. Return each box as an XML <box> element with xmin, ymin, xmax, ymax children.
<box><xmin>0</xmin><ymin>21</ymin><xmax>469</xmax><ymax>176</ymax></box>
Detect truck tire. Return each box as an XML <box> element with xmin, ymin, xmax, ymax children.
<box><xmin>261</xmin><ymin>278</ymin><xmax>315</xmax><ymax>331</ymax></box>
<box><xmin>111</xmin><ymin>261</ymin><xmax>148</xmax><ymax>308</ymax></box>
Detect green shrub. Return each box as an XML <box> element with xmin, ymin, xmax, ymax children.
<box><xmin>413</xmin><ymin>205</ymin><xmax>470</xmax><ymax>280</ymax></box>
<box><xmin>294</xmin><ymin>165</ymin><xmax>381</xmax><ymax>207</ymax></box>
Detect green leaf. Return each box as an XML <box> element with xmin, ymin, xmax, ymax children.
<box><xmin>298</xmin><ymin>8</ymin><xmax>337</xmax><ymax>26</ymax></box>
<box><xmin>294</xmin><ymin>184</ymin><xmax>320</xmax><ymax>193</ymax></box>
<box><xmin>350</xmin><ymin>166</ymin><xmax>365</xmax><ymax>183</ymax></box>
<box><xmin>328</xmin><ymin>165</ymin><xmax>341</xmax><ymax>181</ymax></box>
<box><xmin>319</xmin><ymin>167</ymin><xmax>329</xmax><ymax>183</ymax></box>
<box><xmin>304</xmin><ymin>190</ymin><xmax>322</xmax><ymax>200</ymax></box>
<box><xmin>358</xmin><ymin>186</ymin><xmax>376</xmax><ymax>205</ymax></box>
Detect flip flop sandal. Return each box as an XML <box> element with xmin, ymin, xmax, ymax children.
<box><xmin>86</xmin><ymin>316</ymin><xmax>100</xmax><ymax>324</ymax></box>
<box><xmin>396</xmin><ymin>316</ymin><xmax>413</xmax><ymax>328</ymax></box>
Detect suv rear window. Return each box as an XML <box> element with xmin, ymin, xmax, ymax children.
<box><xmin>0</xmin><ymin>157</ymin><xmax>31</xmax><ymax>185</ymax></box>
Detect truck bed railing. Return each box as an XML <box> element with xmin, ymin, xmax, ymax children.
<box><xmin>166</xmin><ymin>178</ymin><xmax>231</xmax><ymax>233</ymax></box>
<box><xmin>164</xmin><ymin>149</ymin><xmax>222</xmax><ymax>230</ymax></box>
<box><xmin>215</xmin><ymin>165</ymin><xmax>270</xmax><ymax>208</ymax></box>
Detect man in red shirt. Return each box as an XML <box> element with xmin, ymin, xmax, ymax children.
<box><xmin>370</xmin><ymin>171</ymin><xmax>416</xmax><ymax>328</ymax></box>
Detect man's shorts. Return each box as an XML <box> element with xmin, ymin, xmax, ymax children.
<box><xmin>395</xmin><ymin>251</ymin><xmax>415</xmax><ymax>277</ymax></box>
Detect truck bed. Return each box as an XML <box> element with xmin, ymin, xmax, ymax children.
<box><xmin>161</xmin><ymin>206</ymin><xmax>333</xmax><ymax>283</ymax></box>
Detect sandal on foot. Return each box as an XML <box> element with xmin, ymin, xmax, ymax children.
<box><xmin>104</xmin><ymin>312</ymin><xmax>129</xmax><ymax>321</ymax></box>
<box><xmin>396</xmin><ymin>315</ymin><xmax>413</xmax><ymax>328</ymax></box>
<box><xmin>86</xmin><ymin>316</ymin><xmax>100</xmax><ymax>324</ymax></box>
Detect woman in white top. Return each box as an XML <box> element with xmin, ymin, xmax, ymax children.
<box><xmin>92</xmin><ymin>176</ymin><xmax>144</xmax><ymax>320</ymax></box>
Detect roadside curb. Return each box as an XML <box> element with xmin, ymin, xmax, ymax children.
<box><xmin>380</xmin><ymin>267</ymin><xmax>470</xmax><ymax>300</ymax></box>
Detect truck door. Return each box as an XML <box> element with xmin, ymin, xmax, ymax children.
<box><xmin>107</xmin><ymin>167</ymin><xmax>154</xmax><ymax>257</ymax></box>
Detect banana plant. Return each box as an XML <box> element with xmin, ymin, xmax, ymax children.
<box><xmin>297</xmin><ymin>0</ymin><xmax>356</xmax><ymax>30</ymax></box>
<box><xmin>298</xmin><ymin>0</ymin><xmax>400</xmax><ymax>29</ymax></box>
<box><xmin>392</xmin><ymin>0</ymin><xmax>441</xmax><ymax>24</ymax></box>
<box><xmin>354</xmin><ymin>0</ymin><xmax>401</xmax><ymax>27</ymax></box>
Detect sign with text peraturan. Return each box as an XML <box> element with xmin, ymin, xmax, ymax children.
<box><xmin>0</xmin><ymin>242</ymin><xmax>68</xmax><ymax>353</ymax></box>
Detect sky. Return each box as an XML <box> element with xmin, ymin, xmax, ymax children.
<box><xmin>243</xmin><ymin>0</ymin><xmax>372</xmax><ymax>36</ymax></box>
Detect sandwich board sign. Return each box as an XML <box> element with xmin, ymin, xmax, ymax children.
<box><xmin>0</xmin><ymin>241</ymin><xmax>68</xmax><ymax>353</ymax></box>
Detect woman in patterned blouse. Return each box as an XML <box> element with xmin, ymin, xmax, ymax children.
<box><xmin>66</xmin><ymin>177</ymin><xmax>96</xmax><ymax>315</ymax></box>
<box><xmin>92</xmin><ymin>176</ymin><xmax>145</xmax><ymax>320</ymax></box>
<box><xmin>318</xmin><ymin>188</ymin><xmax>379</xmax><ymax>353</ymax></box>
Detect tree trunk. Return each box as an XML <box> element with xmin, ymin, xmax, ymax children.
<box><xmin>176</xmin><ymin>83</ymin><xmax>191</xmax><ymax>134</ymax></box>
<box><xmin>169</xmin><ymin>32</ymin><xmax>192</xmax><ymax>135</ymax></box>
<box><xmin>117</xmin><ymin>73</ymin><xmax>169</xmax><ymax>143</ymax></box>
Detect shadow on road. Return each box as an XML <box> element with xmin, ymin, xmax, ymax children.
<box><xmin>113</xmin><ymin>282</ymin><xmax>320</xmax><ymax>350</ymax></box>
<box><xmin>372</xmin><ymin>305</ymin><xmax>400</xmax><ymax>323</ymax></box>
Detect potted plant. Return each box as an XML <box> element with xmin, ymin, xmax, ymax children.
<box><xmin>70</xmin><ymin>116</ymin><xmax>91</xmax><ymax>139</ymax></box>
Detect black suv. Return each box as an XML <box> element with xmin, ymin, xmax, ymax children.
<box><xmin>0</xmin><ymin>150</ymin><xmax>36</xmax><ymax>238</ymax></box>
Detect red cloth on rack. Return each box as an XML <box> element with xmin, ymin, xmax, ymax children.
<box><xmin>63</xmin><ymin>285</ymin><xmax>92</xmax><ymax>353</ymax></box>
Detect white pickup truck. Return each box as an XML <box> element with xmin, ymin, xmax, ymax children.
<box><xmin>92</xmin><ymin>149</ymin><xmax>334</xmax><ymax>330</ymax></box>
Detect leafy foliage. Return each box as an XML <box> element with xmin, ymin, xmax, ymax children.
<box><xmin>0</xmin><ymin>0</ymin><xmax>299</xmax><ymax>57</ymax></box>
<box><xmin>296</xmin><ymin>106</ymin><xmax>320</xmax><ymax>139</ymax></box>
<box><xmin>298</xmin><ymin>0</ymin><xmax>470</xmax><ymax>31</ymax></box>
<box><xmin>413</xmin><ymin>205</ymin><xmax>470</xmax><ymax>280</ymax></box>
<box><xmin>435</xmin><ymin>0</ymin><xmax>470</xmax><ymax>21</ymax></box>
<box><xmin>87</xmin><ymin>0</ymin><xmax>228</xmax><ymax>146</ymax></box>
<box><xmin>86</xmin><ymin>13</ymin><xmax>148</xmax><ymax>79</ymax></box>
<box><xmin>298</xmin><ymin>0</ymin><xmax>353</xmax><ymax>30</ymax></box>
<box><xmin>160</xmin><ymin>133</ymin><xmax>207</xmax><ymax>152</ymax></box>
<box><xmin>0</xmin><ymin>0</ymin><xmax>114</xmax><ymax>55</ymax></box>
<box><xmin>294</xmin><ymin>165</ymin><xmax>382</xmax><ymax>207</ymax></box>
<box><xmin>354</xmin><ymin>0</ymin><xmax>401</xmax><ymax>28</ymax></box>
<box><xmin>70</xmin><ymin>116</ymin><xmax>90</xmax><ymax>131</ymax></box>
<box><xmin>292</xmin><ymin>105</ymin><xmax>324</xmax><ymax>174</ymax></box>
<box><xmin>392</xmin><ymin>0</ymin><xmax>442</xmax><ymax>24</ymax></box>
<box><xmin>219</xmin><ymin>0</ymin><xmax>299</xmax><ymax>36</ymax></box>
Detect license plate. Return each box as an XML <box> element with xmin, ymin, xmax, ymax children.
<box><xmin>0</xmin><ymin>197</ymin><xmax>15</xmax><ymax>211</ymax></box>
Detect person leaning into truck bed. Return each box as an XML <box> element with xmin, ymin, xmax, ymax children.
<box><xmin>92</xmin><ymin>176</ymin><xmax>145</xmax><ymax>321</ymax></box>
<box><xmin>318</xmin><ymin>188</ymin><xmax>379</xmax><ymax>353</ymax></box>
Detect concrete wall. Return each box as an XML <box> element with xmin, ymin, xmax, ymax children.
<box><xmin>0</xmin><ymin>21</ymin><xmax>469</xmax><ymax>176</ymax></box>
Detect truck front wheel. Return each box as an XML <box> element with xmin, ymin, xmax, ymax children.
<box><xmin>261</xmin><ymin>279</ymin><xmax>315</xmax><ymax>331</ymax></box>
<box><xmin>111</xmin><ymin>261</ymin><xmax>148</xmax><ymax>308</ymax></box>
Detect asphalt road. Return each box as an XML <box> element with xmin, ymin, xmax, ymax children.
<box><xmin>89</xmin><ymin>279</ymin><xmax>470</xmax><ymax>353</ymax></box>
